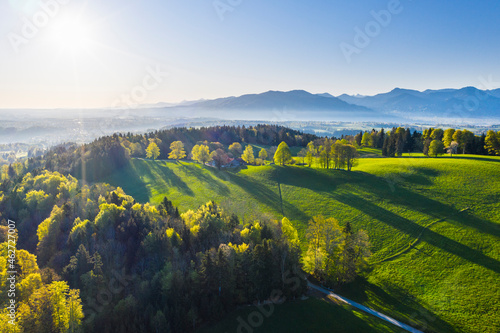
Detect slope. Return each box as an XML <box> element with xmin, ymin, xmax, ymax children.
<box><xmin>101</xmin><ymin>156</ymin><xmax>500</xmax><ymax>332</ymax></box>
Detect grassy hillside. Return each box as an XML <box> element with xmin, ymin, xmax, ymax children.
<box><xmin>197</xmin><ymin>297</ymin><xmax>401</xmax><ymax>333</ymax></box>
<box><xmin>102</xmin><ymin>155</ymin><xmax>500</xmax><ymax>332</ymax></box>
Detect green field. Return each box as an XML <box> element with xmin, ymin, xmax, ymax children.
<box><xmin>102</xmin><ymin>154</ymin><xmax>500</xmax><ymax>332</ymax></box>
<box><xmin>197</xmin><ymin>297</ymin><xmax>401</xmax><ymax>333</ymax></box>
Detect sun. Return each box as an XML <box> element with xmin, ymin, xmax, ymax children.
<box><xmin>48</xmin><ymin>16</ymin><xmax>93</xmax><ymax>53</ymax></box>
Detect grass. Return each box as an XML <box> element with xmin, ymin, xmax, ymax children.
<box><xmin>358</xmin><ymin>147</ymin><xmax>384</xmax><ymax>158</ymax></box>
<box><xmin>197</xmin><ymin>297</ymin><xmax>401</xmax><ymax>333</ymax></box>
<box><xmin>102</xmin><ymin>154</ymin><xmax>500</xmax><ymax>333</ymax></box>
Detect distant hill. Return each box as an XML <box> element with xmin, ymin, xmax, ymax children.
<box><xmin>182</xmin><ymin>90</ymin><xmax>370</xmax><ymax>112</ymax></box>
<box><xmin>337</xmin><ymin>87</ymin><xmax>500</xmax><ymax>119</ymax></box>
<box><xmin>147</xmin><ymin>87</ymin><xmax>500</xmax><ymax>121</ymax></box>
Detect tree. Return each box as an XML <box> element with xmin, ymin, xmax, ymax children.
<box><xmin>274</xmin><ymin>142</ymin><xmax>292</xmax><ymax>166</ymax></box>
<box><xmin>210</xmin><ymin>149</ymin><xmax>229</xmax><ymax>170</ymax></box>
<box><xmin>306</xmin><ymin>151</ymin><xmax>313</xmax><ymax>167</ymax></box>
<box><xmin>191</xmin><ymin>145</ymin><xmax>210</xmax><ymax>164</ymax></box>
<box><xmin>452</xmin><ymin>129</ymin><xmax>475</xmax><ymax>154</ymax></box>
<box><xmin>377</xmin><ymin>128</ymin><xmax>385</xmax><ymax>148</ymax></box>
<box><xmin>228</xmin><ymin>142</ymin><xmax>243</xmax><ymax>158</ymax></box>
<box><xmin>258</xmin><ymin>148</ymin><xmax>268</xmax><ymax>161</ymax></box>
<box><xmin>332</xmin><ymin>142</ymin><xmax>345</xmax><ymax>169</ymax></box>
<box><xmin>146</xmin><ymin>141</ymin><xmax>160</xmax><ymax>160</ymax></box>
<box><xmin>354</xmin><ymin>132</ymin><xmax>363</xmax><ymax>146</ymax></box>
<box><xmin>241</xmin><ymin>145</ymin><xmax>255</xmax><ymax>165</ymax></box>
<box><xmin>403</xmin><ymin>128</ymin><xmax>413</xmax><ymax>153</ymax></box>
<box><xmin>297</xmin><ymin>148</ymin><xmax>307</xmax><ymax>164</ymax></box>
<box><xmin>318</xmin><ymin>139</ymin><xmax>334</xmax><ymax>169</ymax></box>
<box><xmin>168</xmin><ymin>141</ymin><xmax>186</xmax><ymax>160</ymax></box>
<box><xmin>428</xmin><ymin>140</ymin><xmax>445</xmax><ymax>157</ymax></box>
<box><xmin>303</xmin><ymin>215</ymin><xmax>370</xmax><ymax>285</ymax></box>
<box><xmin>443</xmin><ymin>128</ymin><xmax>455</xmax><ymax>147</ymax></box>
<box><xmin>449</xmin><ymin>141</ymin><xmax>459</xmax><ymax>157</ymax></box>
<box><xmin>67</xmin><ymin>289</ymin><xmax>84</xmax><ymax>333</ymax></box>
<box><xmin>344</xmin><ymin>144</ymin><xmax>359</xmax><ymax>171</ymax></box>
<box><xmin>361</xmin><ymin>132</ymin><xmax>373</xmax><ymax>147</ymax></box>
<box><xmin>485</xmin><ymin>130</ymin><xmax>500</xmax><ymax>155</ymax></box>
<box><xmin>460</xmin><ymin>130</ymin><xmax>475</xmax><ymax>154</ymax></box>
<box><xmin>430</xmin><ymin>128</ymin><xmax>444</xmax><ymax>141</ymax></box>
<box><xmin>7</xmin><ymin>164</ymin><xmax>16</xmax><ymax>180</ymax></box>
<box><xmin>423</xmin><ymin>138</ymin><xmax>432</xmax><ymax>156</ymax></box>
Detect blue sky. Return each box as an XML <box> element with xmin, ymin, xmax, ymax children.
<box><xmin>0</xmin><ymin>0</ymin><xmax>499</xmax><ymax>108</ymax></box>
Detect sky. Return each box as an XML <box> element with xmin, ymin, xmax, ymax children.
<box><xmin>0</xmin><ymin>0</ymin><xmax>499</xmax><ymax>109</ymax></box>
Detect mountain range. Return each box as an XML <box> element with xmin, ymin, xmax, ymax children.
<box><xmin>156</xmin><ymin>87</ymin><xmax>500</xmax><ymax>121</ymax></box>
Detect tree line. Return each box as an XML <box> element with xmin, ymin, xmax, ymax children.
<box><xmin>353</xmin><ymin>127</ymin><xmax>500</xmax><ymax>157</ymax></box>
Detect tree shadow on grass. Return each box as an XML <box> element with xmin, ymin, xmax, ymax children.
<box><xmin>337</xmin><ymin>277</ymin><xmax>458</xmax><ymax>333</ymax></box>
<box><xmin>328</xmin><ymin>192</ymin><xmax>500</xmax><ymax>274</ymax></box>
<box><xmin>148</xmin><ymin>160</ymin><xmax>194</xmax><ymax>196</ymax></box>
<box><xmin>207</xmin><ymin>167</ymin><xmax>310</xmax><ymax>222</ymax></box>
<box><xmin>272</xmin><ymin>166</ymin><xmax>357</xmax><ymax>193</ymax></box>
<box><xmin>349</xmin><ymin>171</ymin><xmax>500</xmax><ymax>240</ymax></box>
<box><xmin>400</xmin><ymin>155</ymin><xmax>500</xmax><ymax>163</ymax></box>
<box><xmin>100</xmin><ymin>160</ymin><xmax>150</xmax><ymax>203</ymax></box>
<box><xmin>179</xmin><ymin>163</ymin><xmax>230</xmax><ymax>196</ymax></box>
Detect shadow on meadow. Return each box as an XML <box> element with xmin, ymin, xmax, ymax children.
<box><xmin>326</xmin><ymin>178</ymin><xmax>500</xmax><ymax>274</ymax></box>
<box><xmin>198</xmin><ymin>296</ymin><xmax>403</xmax><ymax>333</ymax></box>
<box><xmin>101</xmin><ymin>159</ymin><xmax>150</xmax><ymax>203</ymax></box>
<box><xmin>400</xmin><ymin>155</ymin><xmax>500</xmax><ymax>163</ymax></box>
<box><xmin>272</xmin><ymin>166</ymin><xmax>499</xmax><ymax>273</ymax></box>
<box><xmin>207</xmin><ymin>166</ymin><xmax>311</xmax><ymax>223</ymax></box>
<box><xmin>147</xmin><ymin>160</ymin><xmax>194</xmax><ymax>196</ymax></box>
<box><xmin>337</xmin><ymin>277</ymin><xmax>458</xmax><ymax>333</ymax></box>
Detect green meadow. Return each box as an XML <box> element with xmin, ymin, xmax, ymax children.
<box><xmin>197</xmin><ymin>297</ymin><xmax>401</xmax><ymax>333</ymax></box>
<box><xmin>102</xmin><ymin>154</ymin><xmax>500</xmax><ymax>333</ymax></box>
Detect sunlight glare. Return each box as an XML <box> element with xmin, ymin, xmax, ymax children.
<box><xmin>49</xmin><ymin>16</ymin><xmax>93</xmax><ymax>53</ymax></box>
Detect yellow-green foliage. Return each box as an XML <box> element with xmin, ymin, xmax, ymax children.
<box><xmin>228</xmin><ymin>242</ymin><xmax>249</xmax><ymax>253</ymax></box>
<box><xmin>240</xmin><ymin>222</ymin><xmax>262</xmax><ymax>243</ymax></box>
<box><xmin>24</xmin><ymin>189</ymin><xmax>52</xmax><ymax>212</ymax></box>
<box><xmin>281</xmin><ymin>217</ymin><xmax>299</xmax><ymax>247</ymax></box>
<box><xmin>17</xmin><ymin>171</ymin><xmax>78</xmax><ymax>207</ymax></box>
<box><xmin>31</xmin><ymin>170</ymin><xmax>77</xmax><ymax>196</ymax></box>
<box><xmin>69</xmin><ymin>217</ymin><xmax>92</xmax><ymax>243</ymax></box>
<box><xmin>190</xmin><ymin>225</ymin><xmax>200</xmax><ymax>236</ymax></box>
<box><xmin>182</xmin><ymin>201</ymin><xmax>224</xmax><ymax>229</ymax></box>
<box><xmin>37</xmin><ymin>205</ymin><xmax>64</xmax><ymax>245</ymax></box>
<box><xmin>18</xmin><ymin>273</ymin><xmax>43</xmax><ymax>301</ymax></box>
<box><xmin>94</xmin><ymin>203</ymin><xmax>125</xmax><ymax>229</ymax></box>
<box><xmin>166</xmin><ymin>228</ymin><xmax>182</xmax><ymax>246</ymax></box>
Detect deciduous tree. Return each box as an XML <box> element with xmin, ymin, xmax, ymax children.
<box><xmin>485</xmin><ymin>130</ymin><xmax>500</xmax><ymax>155</ymax></box>
<box><xmin>274</xmin><ymin>142</ymin><xmax>292</xmax><ymax>166</ymax></box>
<box><xmin>168</xmin><ymin>141</ymin><xmax>186</xmax><ymax>160</ymax></box>
<box><xmin>228</xmin><ymin>142</ymin><xmax>243</xmax><ymax>158</ymax></box>
<box><xmin>191</xmin><ymin>145</ymin><xmax>210</xmax><ymax>164</ymax></box>
<box><xmin>241</xmin><ymin>145</ymin><xmax>255</xmax><ymax>165</ymax></box>
<box><xmin>146</xmin><ymin>141</ymin><xmax>160</xmax><ymax>160</ymax></box>
<box><xmin>428</xmin><ymin>140</ymin><xmax>445</xmax><ymax>157</ymax></box>
<box><xmin>258</xmin><ymin>148</ymin><xmax>268</xmax><ymax>161</ymax></box>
